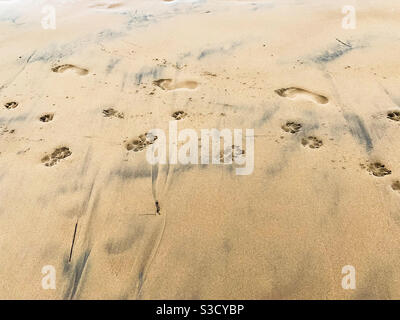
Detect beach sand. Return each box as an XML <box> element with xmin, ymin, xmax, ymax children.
<box><xmin>1</xmin><ymin>0</ymin><xmax>400</xmax><ymax>299</ymax></box>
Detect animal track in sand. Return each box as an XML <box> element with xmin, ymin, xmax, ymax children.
<box><xmin>281</xmin><ymin>121</ymin><xmax>302</xmax><ymax>134</ymax></box>
<box><xmin>39</xmin><ymin>113</ymin><xmax>54</xmax><ymax>122</ymax></box>
<box><xmin>51</xmin><ymin>64</ymin><xmax>89</xmax><ymax>76</ymax></box>
<box><xmin>391</xmin><ymin>181</ymin><xmax>400</xmax><ymax>192</ymax></box>
<box><xmin>126</xmin><ymin>133</ymin><xmax>157</xmax><ymax>152</ymax></box>
<box><xmin>220</xmin><ymin>145</ymin><xmax>245</xmax><ymax>163</ymax></box>
<box><xmin>301</xmin><ymin>136</ymin><xmax>323</xmax><ymax>149</ymax></box>
<box><xmin>202</xmin><ymin>71</ymin><xmax>217</xmax><ymax>77</ymax></box>
<box><xmin>0</xmin><ymin>125</ymin><xmax>15</xmax><ymax>135</ymax></box>
<box><xmin>275</xmin><ymin>87</ymin><xmax>329</xmax><ymax>105</ymax></box>
<box><xmin>4</xmin><ymin>101</ymin><xmax>18</xmax><ymax>109</ymax></box>
<box><xmin>366</xmin><ymin>162</ymin><xmax>391</xmax><ymax>177</ymax></box>
<box><xmin>172</xmin><ymin>111</ymin><xmax>187</xmax><ymax>120</ymax></box>
<box><xmin>387</xmin><ymin>111</ymin><xmax>400</xmax><ymax>122</ymax></box>
<box><xmin>153</xmin><ymin>79</ymin><xmax>198</xmax><ymax>91</ymax></box>
<box><xmin>103</xmin><ymin>108</ymin><xmax>124</xmax><ymax>119</ymax></box>
<box><xmin>41</xmin><ymin>147</ymin><xmax>72</xmax><ymax>167</ymax></box>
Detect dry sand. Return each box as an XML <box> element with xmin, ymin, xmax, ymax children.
<box><xmin>1</xmin><ymin>0</ymin><xmax>400</xmax><ymax>299</ymax></box>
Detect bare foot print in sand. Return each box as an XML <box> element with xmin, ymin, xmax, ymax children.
<box><xmin>89</xmin><ymin>2</ymin><xmax>123</xmax><ymax>9</ymax></box>
<box><xmin>41</xmin><ymin>147</ymin><xmax>72</xmax><ymax>167</ymax></box>
<box><xmin>4</xmin><ymin>101</ymin><xmax>18</xmax><ymax>109</ymax></box>
<box><xmin>391</xmin><ymin>181</ymin><xmax>400</xmax><ymax>192</ymax></box>
<box><xmin>52</xmin><ymin>64</ymin><xmax>89</xmax><ymax>76</ymax></box>
<box><xmin>172</xmin><ymin>111</ymin><xmax>187</xmax><ymax>120</ymax></box>
<box><xmin>126</xmin><ymin>133</ymin><xmax>157</xmax><ymax>152</ymax></box>
<box><xmin>366</xmin><ymin>162</ymin><xmax>391</xmax><ymax>177</ymax></box>
<box><xmin>281</xmin><ymin>121</ymin><xmax>302</xmax><ymax>134</ymax></box>
<box><xmin>39</xmin><ymin>113</ymin><xmax>54</xmax><ymax>122</ymax></box>
<box><xmin>103</xmin><ymin>108</ymin><xmax>124</xmax><ymax>119</ymax></box>
<box><xmin>387</xmin><ymin>111</ymin><xmax>400</xmax><ymax>122</ymax></box>
<box><xmin>301</xmin><ymin>136</ymin><xmax>323</xmax><ymax>149</ymax></box>
<box><xmin>275</xmin><ymin>87</ymin><xmax>329</xmax><ymax>105</ymax></box>
<box><xmin>153</xmin><ymin>79</ymin><xmax>198</xmax><ymax>91</ymax></box>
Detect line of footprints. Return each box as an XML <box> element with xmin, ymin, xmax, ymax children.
<box><xmin>276</xmin><ymin>87</ymin><xmax>400</xmax><ymax>193</ymax></box>
<box><xmin>2</xmin><ymin>67</ymin><xmax>400</xmax><ymax>192</ymax></box>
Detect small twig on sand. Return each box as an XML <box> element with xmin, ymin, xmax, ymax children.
<box><xmin>336</xmin><ymin>38</ymin><xmax>352</xmax><ymax>48</ymax></box>
<box><xmin>155</xmin><ymin>201</ymin><xmax>161</xmax><ymax>215</ymax></box>
<box><xmin>68</xmin><ymin>221</ymin><xmax>78</xmax><ymax>263</ymax></box>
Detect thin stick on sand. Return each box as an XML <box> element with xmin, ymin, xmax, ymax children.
<box><xmin>336</xmin><ymin>38</ymin><xmax>352</xmax><ymax>48</ymax></box>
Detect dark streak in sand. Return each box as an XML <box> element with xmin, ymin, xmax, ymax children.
<box><xmin>110</xmin><ymin>165</ymin><xmax>152</xmax><ymax>181</ymax></box>
<box><xmin>314</xmin><ymin>42</ymin><xmax>353</xmax><ymax>63</ymax></box>
<box><xmin>254</xmin><ymin>105</ymin><xmax>279</xmax><ymax>127</ymax></box>
<box><xmin>344</xmin><ymin>113</ymin><xmax>373</xmax><ymax>152</ymax></box>
<box><xmin>198</xmin><ymin>41</ymin><xmax>241</xmax><ymax>60</ymax></box>
<box><xmin>106</xmin><ymin>58</ymin><xmax>121</xmax><ymax>74</ymax></box>
<box><xmin>64</xmin><ymin>249</ymin><xmax>91</xmax><ymax>300</ymax></box>
<box><xmin>135</xmin><ymin>67</ymin><xmax>163</xmax><ymax>85</ymax></box>
<box><xmin>105</xmin><ymin>225</ymin><xmax>145</xmax><ymax>255</ymax></box>
<box><xmin>121</xmin><ymin>11</ymin><xmax>156</xmax><ymax>30</ymax></box>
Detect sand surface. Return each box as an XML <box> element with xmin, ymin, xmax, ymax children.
<box><xmin>1</xmin><ymin>0</ymin><xmax>400</xmax><ymax>299</ymax></box>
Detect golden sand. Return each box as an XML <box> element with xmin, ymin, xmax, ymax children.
<box><xmin>1</xmin><ymin>0</ymin><xmax>400</xmax><ymax>299</ymax></box>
